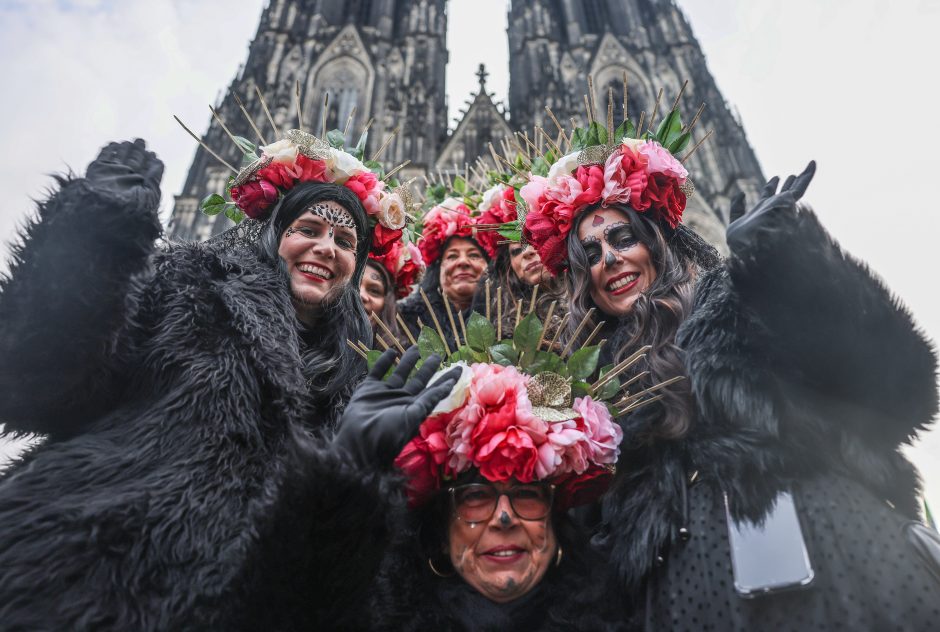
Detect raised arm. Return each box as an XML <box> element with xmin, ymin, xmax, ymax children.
<box><xmin>0</xmin><ymin>139</ymin><xmax>163</xmax><ymax>439</ymax></box>
<box><xmin>721</xmin><ymin>162</ymin><xmax>938</xmax><ymax>442</ymax></box>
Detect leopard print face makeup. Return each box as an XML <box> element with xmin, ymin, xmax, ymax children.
<box><xmin>306</xmin><ymin>202</ymin><xmax>355</xmax><ymax>238</ymax></box>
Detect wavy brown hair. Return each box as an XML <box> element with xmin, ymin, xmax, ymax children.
<box><xmin>565</xmin><ymin>205</ymin><xmax>696</xmax><ymax>441</ymax></box>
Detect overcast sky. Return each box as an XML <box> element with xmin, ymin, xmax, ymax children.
<box><xmin>1</xmin><ymin>0</ymin><xmax>938</xmax><ymax>510</ymax></box>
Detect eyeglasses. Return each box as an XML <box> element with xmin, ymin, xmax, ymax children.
<box><xmin>449</xmin><ymin>483</ymin><xmax>554</xmax><ymax>523</ymax></box>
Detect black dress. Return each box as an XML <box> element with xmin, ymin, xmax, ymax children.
<box><xmin>596</xmin><ymin>207</ymin><xmax>940</xmax><ymax>631</ymax></box>
<box><xmin>0</xmin><ymin>173</ymin><xmax>389</xmax><ymax>630</ymax></box>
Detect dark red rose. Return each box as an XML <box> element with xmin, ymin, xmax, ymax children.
<box><xmin>230</xmin><ymin>180</ymin><xmax>279</xmax><ymax>219</ymax></box>
<box><xmin>553</xmin><ymin>464</ymin><xmax>614</xmax><ymax>510</ymax></box>
<box><xmin>395</xmin><ymin>259</ymin><xmax>422</xmax><ymax>298</ymax></box>
<box><xmin>371</xmin><ymin>224</ymin><xmax>403</xmax><ymax>257</ymax></box>
<box><xmin>641</xmin><ymin>173</ymin><xmax>686</xmax><ymax>229</ymax></box>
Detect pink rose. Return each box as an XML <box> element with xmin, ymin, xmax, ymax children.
<box><xmin>572</xmin><ymin>396</ymin><xmax>623</xmax><ymax>464</ymax></box>
<box><xmin>520</xmin><ymin>176</ymin><xmax>548</xmax><ymax>213</ymax></box>
<box><xmin>638</xmin><ymin>141</ymin><xmax>688</xmax><ymax>182</ymax></box>
<box><xmin>345</xmin><ymin>172</ymin><xmax>384</xmax><ymax>216</ymax></box>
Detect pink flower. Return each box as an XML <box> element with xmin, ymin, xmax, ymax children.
<box><xmin>292</xmin><ymin>155</ymin><xmax>331</xmax><ymax>183</ymax></box>
<box><xmin>345</xmin><ymin>172</ymin><xmax>384</xmax><ymax>216</ymax></box>
<box><xmin>417</xmin><ymin>202</ymin><xmax>474</xmax><ymax>265</ymax></box>
<box><xmin>572</xmin><ymin>164</ymin><xmax>605</xmax><ymax>208</ymax></box>
<box><xmin>520</xmin><ymin>175</ymin><xmax>548</xmax><ymax>212</ymax></box>
<box><xmin>572</xmin><ymin>396</ymin><xmax>622</xmax><ymax>465</ymax></box>
<box><xmin>601</xmin><ymin>150</ymin><xmax>633</xmax><ymax>207</ymax></box>
<box><xmin>638</xmin><ymin>141</ymin><xmax>688</xmax><ymax>182</ymax></box>
<box><xmin>537</xmin><ymin>418</ymin><xmax>590</xmax><ymax>479</ymax></box>
<box><xmin>393</xmin><ymin>414</ymin><xmax>452</xmax><ymax>505</ymax></box>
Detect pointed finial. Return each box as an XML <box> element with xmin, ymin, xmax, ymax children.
<box><xmin>476</xmin><ymin>63</ymin><xmax>489</xmax><ymax>92</ymax></box>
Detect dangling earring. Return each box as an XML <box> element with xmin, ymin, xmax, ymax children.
<box><xmin>428</xmin><ymin>557</ymin><xmax>454</xmax><ymax>578</ymax></box>
<box><xmin>555</xmin><ymin>546</ymin><xmax>564</xmax><ymax>567</ymax></box>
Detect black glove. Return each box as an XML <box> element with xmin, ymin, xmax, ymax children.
<box><xmin>333</xmin><ymin>346</ymin><xmax>462</xmax><ymax>470</ymax></box>
<box><xmin>726</xmin><ymin>161</ymin><xmax>816</xmax><ymax>260</ymax></box>
<box><xmin>85</xmin><ymin>138</ymin><xmax>164</xmax><ymax>210</ymax></box>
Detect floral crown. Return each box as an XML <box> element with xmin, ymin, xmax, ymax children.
<box><xmin>500</xmin><ymin>81</ymin><xmax>711</xmax><ymax>275</ymax></box>
<box><xmin>368</xmin><ymin>229</ymin><xmax>426</xmax><ymax>299</ymax></box>
<box><xmin>349</xmin><ymin>293</ymin><xmax>682</xmax><ymax>510</ymax></box>
<box><xmin>176</xmin><ymin>85</ymin><xmax>415</xmax><ymax>257</ymax></box>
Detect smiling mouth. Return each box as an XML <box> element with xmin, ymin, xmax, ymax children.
<box><xmin>298</xmin><ymin>263</ymin><xmax>334</xmax><ymax>280</ymax></box>
<box><xmin>606</xmin><ymin>272</ymin><xmax>639</xmax><ymax>294</ymax></box>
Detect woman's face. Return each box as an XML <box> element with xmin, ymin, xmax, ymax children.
<box><xmin>447</xmin><ymin>482</ymin><xmax>557</xmax><ymax>603</ymax></box>
<box><xmin>439</xmin><ymin>237</ymin><xmax>486</xmax><ymax>309</ymax></box>
<box><xmin>359</xmin><ymin>262</ymin><xmax>388</xmax><ymax>316</ymax></box>
<box><xmin>576</xmin><ymin>207</ymin><xmax>657</xmax><ymax>318</ymax></box>
<box><xmin>509</xmin><ymin>244</ymin><xmax>547</xmax><ymax>286</ymax></box>
<box><xmin>278</xmin><ymin>201</ymin><xmax>358</xmax><ymax>322</ymax></box>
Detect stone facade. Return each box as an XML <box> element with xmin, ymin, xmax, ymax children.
<box><xmin>170</xmin><ymin>0</ymin><xmax>764</xmax><ymax>247</ymax></box>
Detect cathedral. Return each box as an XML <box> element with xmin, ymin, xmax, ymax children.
<box><xmin>168</xmin><ymin>0</ymin><xmax>764</xmax><ymax>248</ymax></box>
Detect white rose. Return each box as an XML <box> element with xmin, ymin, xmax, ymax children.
<box><xmin>620</xmin><ymin>137</ymin><xmax>644</xmax><ymax>152</ymax></box>
<box><xmin>260</xmin><ymin>138</ymin><xmax>298</xmax><ymax>165</ymax></box>
<box><xmin>547</xmin><ymin>150</ymin><xmax>581</xmax><ymax>185</ymax></box>
<box><xmin>428</xmin><ymin>361</ymin><xmax>473</xmax><ymax>415</ymax></box>
<box><xmin>378</xmin><ymin>191</ymin><xmax>407</xmax><ymax>230</ymax></box>
<box><xmin>479</xmin><ymin>184</ymin><xmax>505</xmax><ymax>211</ymax></box>
<box><xmin>327</xmin><ymin>147</ymin><xmax>369</xmax><ymax>182</ymax></box>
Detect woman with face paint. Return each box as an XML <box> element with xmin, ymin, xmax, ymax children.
<box><xmin>365</xmin><ymin>362</ymin><xmax>633</xmax><ymax>631</ymax></box>
<box><xmin>0</xmin><ymin>134</ymin><xmax>459</xmax><ymax>630</ymax></box>
<box><xmin>397</xmin><ymin>199</ymin><xmax>488</xmax><ymax>349</ymax></box>
<box><xmin>360</xmin><ymin>231</ymin><xmax>425</xmax><ymax>346</ymax></box>
<box><xmin>521</xmin><ymin>116</ymin><xmax>940</xmax><ymax>631</ymax></box>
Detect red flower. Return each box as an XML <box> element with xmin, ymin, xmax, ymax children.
<box><xmin>230</xmin><ymin>180</ymin><xmax>279</xmax><ymax>219</ymax></box>
<box><xmin>553</xmin><ymin>464</ymin><xmax>615</xmax><ymax>511</ymax></box>
<box><xmin>572</xmin><ymin>164</ymin><xmax>605</xmax><ymax>208</ymax></box>
<box><xmin>256</xmin><ymin>162</ymin><xmax>295</xmax><ymax>190</ymax></box>
<box><xmin>395</xmin><ymin>259</ymin><xmax>422</xmax><ymax>299</ymax></box>
<box><xmin>417</xmin><ymin>204</ymin><xmax>475</xmax><ymax>265</ymax></box>
<box><xmin>394</xmin><ymin>414</ymin><xmax>452</xmax><ymax>506</ymax></box>
<box><xmin>641</xmin><ymin>173</ymin><xmax>686</xmax><ymax>229</ymax></box>
<box><xmin>468</xmin><ymin>389</ymin><xmax>540</xmax><ymax>483</ymax></box>
<box><xmin>345</xmin><ymin>172</ymin><xmax>383</xmax><ymax>216</ymax></box>
<box><xmin>293</xmin><ymin>155</ymin><xmax>329</xmax><ymax>182</ymax></box>
<box><xmin>371</xmin><ymin>224</ymin><xmax>403</xmax><ymax>257</ymax></box>
<box><xmin>522</xmin><ymin>210</ymin><xmax>570</xmax><ymax>275</ymax></box>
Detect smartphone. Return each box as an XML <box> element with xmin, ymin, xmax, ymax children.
<box><xmin>724</xmin><ymin>490</ymin><xmax>815</xmax><ymax>597</ymax></box>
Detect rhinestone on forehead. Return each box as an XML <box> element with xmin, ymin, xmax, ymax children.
<box><xmin>306</xmin><ymin>202</ymin><xmax>356</xmax><ymax>229</ymax></box>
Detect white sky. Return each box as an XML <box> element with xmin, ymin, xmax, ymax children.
<box><xmin>0</xmin><ymin>0</ymin><xmax>938</xmax><ymax>510</ymax></box>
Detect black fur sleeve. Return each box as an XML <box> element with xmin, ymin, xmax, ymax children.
<box><xmin>724</xmin><ymin>206</ymin><xmax>938</xmax><ymax>445</ymax></box>
<box><xmin>233</xmin><ymin>429</ymin><xmax>404</xmax><ymax>629</ymax></box>
<box><xmin>0</xmin><ymin>176</ymin><xmax>161</xmax><ymax>438</ymax></box>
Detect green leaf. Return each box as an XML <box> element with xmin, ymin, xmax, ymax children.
<box><xmin>466</xmin><ymin>311</ymin><xmax>496</xmax><ymax>352</ymax></box>
<box><xmin>417</xmin><ymin>326</ymin><xmax>447</xmax><ymax>359</ymax></box>
<box><xmin>570</xmin><ymin>127</ymin><xmax>589</xmax><ymax>152</ymax></box>
<box><xmin>223</xmin><ymin>205</ymin><xmax>245</xmax><ymax>224</ymax></box>
<box><xmin>497</xmin><ymin>227</ymin><xmax>521</xmax><ymax>242</ymax></box>
<box><xmin>200</xmin><ymin>193</ymin><xmax>226</xmax><ymax>216</ymax></box>
<box><xmin>571</xmin><ymin>381</ymin><xmax>592</xmax><ymax>399</ymax></box>
<box><xmin>513</xmin><ymin>312</ymin><xmax>543</xmax><ymax>360</ymax></box>
<box><xmin>326</xmin><ymin>129</ymin><xmax>346</xmax><ymax>149</ymax></box>
<box><xmin>567</xmin><ymin>345</ymin><xmax>601</xmax><ymax>382</ymax></box>
<box><xmin>654</xmin><ymin>108</ymin><xmax>683</xmax><ymax>146</ymax></box>
<box><xmin>448</xmin><ymin>347</ymin><xmax>475</xmax><ymax>363</ymax></box>
<box><xmin>614</xmin><ymin>119</ymin><xmax>636</xmax><ymax>140</ymax></box>
<box><xmin>365</xmin><ymin>349</ymin><xmax>383</xmax><ymax>370</ymax></box>
<box><xmin>232</xmin><ymin>136</ymin><xmax>257</xmax><ymax>155</ymax></box>
<box><xmin>364</xmin><ymin>159</ymin><xmax>383</xmax><ymax>171</ymax></box>
<box><xmin>453</xmin><ymin>176</ymin><xmax>467</xmax><ymax>195</ymax></box>
<box><xmin>586</xmin><ymin>121</ymin><xmax>608</xmax><ymax>145</ymax></box>
<box><xmin>596</xmin><ymin>364</ymin><xmax>621</xmax><ymax>401</ymax></box>
<box><xmin>241</xmin><ymin>152</ymin><xmax>257</xmax><ymax>169</ymax></box>
<box><xmin>526</xmin><ymin>350</ymin><xmax>563</xmax><ymax>375</ymax></box>
<box><xmin>488</xmin><ymin>343</ymin><xmax>518</xmax><ymax>366</ymax></box>
<box><xmin>354</xmin><ymin>129</ymin><xmax>369</xmax><ymax>160</ymax></box>
<box><xmin>667</xmin><ymin>131</ymin><xmax>692</xmax><ymax>155</ymax></box>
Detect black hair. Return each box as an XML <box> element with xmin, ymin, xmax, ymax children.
<box><xmin>255</xmin><ymin>181</ymin><xmax>373</xmax><ymax>403</ymax></box>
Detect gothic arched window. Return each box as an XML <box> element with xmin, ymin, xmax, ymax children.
<box><xmin>311</xmin><ymin>56</ymin><xmax>369</xmax><ymax>140</ymax></box>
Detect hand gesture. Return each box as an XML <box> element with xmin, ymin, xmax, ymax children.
<box><xmin>726</xmin><ymin>161</ymin><xmax>816</xmax><ymax>260</ymax></box>
<box><xmin>333</xmin><ymin>346</ymin><xmax>462</xmax><ymax>470</ymax></box>
<box><xmin>85</xmin><ymin>139</ymin><xmax>164</xmax><ymax>210</ymax></box>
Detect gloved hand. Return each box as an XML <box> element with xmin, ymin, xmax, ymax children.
<box><xmin>333</xmin><ymin>346</ymin><xmax>462</xmax><ymax>470</ymax></box>
<box><xmin>726</xmin><ymin>161</ymin><xmax>816</xmax><ymax>260</ymax></box>
<box><xmin>85</xmin><ymin>139</ymin><xmax>164</xmax><ymax>210</ymax></box>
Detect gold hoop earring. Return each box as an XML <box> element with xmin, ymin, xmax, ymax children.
<box><xmin>428</xmin><ymin>557</ymin><xmax>454</xmax><ymax>578</ymax></box>
<box><xmin>555</xmin><ymin>546</ymin><xmax>564</xmax><ymax>567</ymax></box>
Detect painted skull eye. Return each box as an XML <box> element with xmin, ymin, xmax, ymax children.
<box><xmin>582</xmin><ymin>238</ymin><xmax>602</xmax><ymax>266</ymax></box>
<box><xmin>605</xmin><ymin>223</ymin><xmax>637</xmax><ymax>251</ymax></box>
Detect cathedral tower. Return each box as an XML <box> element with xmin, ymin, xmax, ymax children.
<box><xmin>507</xmin><ymin>0</ymin><xmax>765</xmax><ymax>245</ymax></box>
<box><xmin>169</xmin><ymin>0</ymin><xmax>448</xmax><ymax>241</ymax></box>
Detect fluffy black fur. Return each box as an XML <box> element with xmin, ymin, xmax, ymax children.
<box><xmin>0</xmin><ymin>178</ymin><xmax>391</xmax><ymax>629</ymax></box>
<box><xmin>596</xmin><ymin>205</ymin><xmax>939</xmax><ymax>628</ymax></box>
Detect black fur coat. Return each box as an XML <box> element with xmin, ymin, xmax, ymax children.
<box><xmin>0</xmin><ymin>176</ymin><xmax>391</xmax><ymax>630</ymax></box>
<box><xmin>596</xmin><ymin>207</ymin><xmax>940</xmax><ymax>630</ymax></box>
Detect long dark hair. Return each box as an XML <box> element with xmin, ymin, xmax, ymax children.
<box><xmin>255</xmin><ymin>182</ymin><xmax>372</xmax><ymax>404</ymax></box>
<box><xmin>566</xmin><ymin>206</ymin><xmax>696</xmax><ymax>440</ymax></box>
